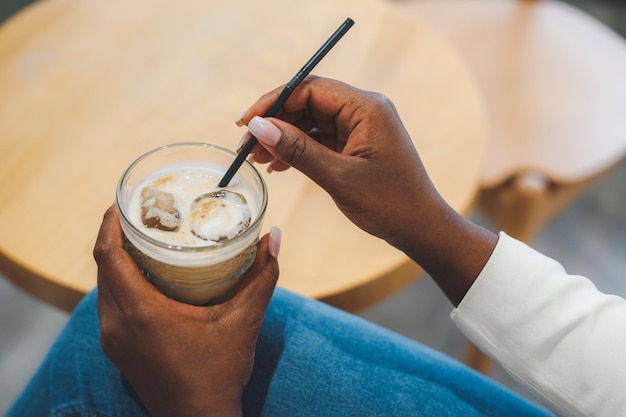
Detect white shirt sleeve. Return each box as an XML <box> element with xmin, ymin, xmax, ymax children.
<box><xmin>451</xmin><ymin>232</ymin><xmax>626</xmax><ymax>417</ymax></box>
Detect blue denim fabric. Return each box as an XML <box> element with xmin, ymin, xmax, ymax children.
<box><xmin>7</xmin><ymin>288</ymin><xmax>553</xmax><ymax>417</ymax></box>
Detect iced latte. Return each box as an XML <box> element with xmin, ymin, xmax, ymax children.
<box><xmin>116</xmin><ymin>143</ymin><xmax>267</xmax><ymax>305</ymax></box>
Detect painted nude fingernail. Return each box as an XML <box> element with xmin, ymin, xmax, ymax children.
<box><xmin>269</xmin><ymin>226</ymin><xmax>282</xmax><ymax>258</ymax></box>
<box><xmin>235</xmin><ymin>107</ymin><xmax>250</xmax><ymax>127</ymax></box>
<box><xmin>248</xmin><ymin>116</ymin><xmax>281</xmax><ymax>147</ymax></box>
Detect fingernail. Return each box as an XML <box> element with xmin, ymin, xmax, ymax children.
<box><xmin>269</xmin><ymin>226</ymin><xmax>281</xmax><ymax>258</ymax></box>
<box><xmin>248</xmin><ymin>116</ymin><xmax>281</xmax><ymax>147</ymax></box>
<box><xmin>236</xmin><ymin>132</ymin><xmax>249</xmax><ymax>152</ymax></box>
<box><xmin>235</xmin><ymin>107</ymin><xmax>250</xmax><ymax>127</ymax></box>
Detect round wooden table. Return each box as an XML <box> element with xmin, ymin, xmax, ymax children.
<box><xmin>0</xmin><ymin>0</ymin><xmax>486</xmax><ymax>312</ymax></box>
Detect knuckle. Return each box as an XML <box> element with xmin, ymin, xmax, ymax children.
<box><xmin>302</xmin><ymin>74</ymin><xmax>319</xmax><ymax>86</ymax></box>
<box><xmin>93</xmin><ymin>244</ymin><xmax>115</xmax><ymax>266</ymax></box>
<box><xmin>282</xmin><ymin>131</ymin><xmax>310</xmax><ymax>166</ymax></box>
<box><xmin>103</xmin><ymin>204</ymin><xmax>117</xmax><ymax>220</ymax></box>
<box><xmin>367</xmin><ymin>92</ymin><xmax>397</xmax><ymax>113</ymax></box>
<box><xmin>259</xmin><ymin>261</ymin><xmax>280</xmax><ymax>288</ymax></box>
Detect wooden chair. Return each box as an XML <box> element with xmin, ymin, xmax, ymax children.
<box><xmin>392</xmin><ymin>0</ymin><xmax>626</xmax><ymax>372</ymax></box>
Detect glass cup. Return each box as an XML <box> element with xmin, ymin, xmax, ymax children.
<box><xmin>116</xmin><ymin>142</ymin><xmax>268</xmax><ymax>305</ymax></box>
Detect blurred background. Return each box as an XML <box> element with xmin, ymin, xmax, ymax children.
<box><xmin>1</xmin><ymin>0</ymin><xmax>625</xmax><ymax>413</ymax></box>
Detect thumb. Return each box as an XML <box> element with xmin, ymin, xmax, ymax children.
<box><xmin>247</xmin><ymin>116</ymin><xmax>343</xmax><ymax>188</ymax></box>
<box><xmin>229</xmin><ymin>228</ymin><xmax>281</xmax><ymax>316</ymax></box>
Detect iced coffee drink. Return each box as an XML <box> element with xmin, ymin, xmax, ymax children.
<box><xmin>116</xmin><ymin>143</ymin><xmax>267</xmax><ymax>305</ymax></box>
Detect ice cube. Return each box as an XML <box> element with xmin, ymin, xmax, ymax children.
<box><xmin>141</xmin><ymin>186</ymin><xmax>181</xmax><ymax>232</ymax></box>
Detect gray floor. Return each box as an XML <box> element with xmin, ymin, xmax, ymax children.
<box><xmin>1</xmin><ymin>0</ymin><xmax>626</xmax><ymax>414</ymax></box>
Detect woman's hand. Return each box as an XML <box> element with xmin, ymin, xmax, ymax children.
<box><xmin>237</xmin><ymin>76</ymin><xmax>496</xmax><ymax>306</ymax></box>
<box><xmin>238</xmin><ymin>76</ymin><xmax>440</xmax><ymax>251</ymax></box>
<box><xmin>94</xmin><ymin>205</ymin><xmax>280</xmax><ymax>417</ymax></box>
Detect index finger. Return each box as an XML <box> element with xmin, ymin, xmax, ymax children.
<box><xmin>237</xmin><ymin>76</ymin><xmax>366</xmax><ymax>131</ymax></box>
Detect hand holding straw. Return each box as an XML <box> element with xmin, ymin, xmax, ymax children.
<box><xmin>218</xmin><ymin>17</ymin><xmax>355</xmax><ymax>187</ymax></box>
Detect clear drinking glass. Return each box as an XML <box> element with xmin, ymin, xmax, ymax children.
<box><xmin>116</xmin><ymin>142</ymin><xmax>268</xmax><ymax>305</ymax></box>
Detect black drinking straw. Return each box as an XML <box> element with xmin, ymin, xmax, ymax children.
<box><xmin>218</xmin><ymin>17</ymin><xmax>355</xmax><ymax>188</ymax></box>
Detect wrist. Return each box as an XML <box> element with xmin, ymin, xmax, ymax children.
<box><xmin>393</xmin><ymin>194</ymin><xmax>497</xmax><ymax>306</ymax></box>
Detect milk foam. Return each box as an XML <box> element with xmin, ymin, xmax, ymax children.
<box><xmin>128</xmin><ymin>163</ymin><xmax>258</xmax><ymax>247</ymax></box>
<box><xmin>190</xmin><ymin>191</ymin><xmax>251</xmax><ymax>242</ymax></box>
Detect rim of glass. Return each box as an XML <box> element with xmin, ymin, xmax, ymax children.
<box><xmin>116</xmin><ymin>142</ymin><xmax>268</xmax><ymax>252</ymax></box>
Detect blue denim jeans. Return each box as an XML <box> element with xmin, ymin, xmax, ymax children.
<box><xmin>7</xmin><ymin>288</ymin><xmax>553</xmax><ymax>416</ymax></box>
